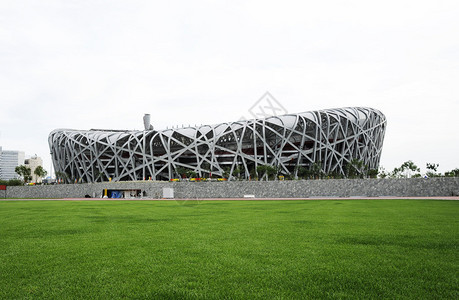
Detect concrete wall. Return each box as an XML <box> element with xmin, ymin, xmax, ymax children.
<box><xmin>3</xmin><ymin>177</ymin><xmax>459</xmax><ymax>199</ymax></box>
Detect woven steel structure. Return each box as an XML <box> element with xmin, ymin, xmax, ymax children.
<box><xmin>49</xmin><ymin>107</ymin><xmax>386</xmax><ymax>182</ymax></box>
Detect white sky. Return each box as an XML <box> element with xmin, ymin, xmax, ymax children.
<box><xmin>1</xmin><ymin>0</ymin><xmax>458</xmax><ymax>176</ymax></box>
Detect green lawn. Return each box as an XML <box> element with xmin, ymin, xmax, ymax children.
<box><xmin>0</xmin><ymin>200</ymin><xmax>457</xmax><ymax>299</ymax></box>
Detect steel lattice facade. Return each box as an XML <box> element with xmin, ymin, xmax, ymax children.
<box><xmin>49</xmin><ymin>107</ymin><xmax>386</xmax><ymax>182</ymax></box>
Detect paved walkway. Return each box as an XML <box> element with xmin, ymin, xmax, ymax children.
<box><xmin>1</xmin><ymin>196</ymin><xmax>459</xmax><ymax>201</ymax></box>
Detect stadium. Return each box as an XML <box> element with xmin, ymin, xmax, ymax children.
<box><xmin>49</xmin><ymin>107</ymin><xmax>386</xmax><ymax>182</ymax></box>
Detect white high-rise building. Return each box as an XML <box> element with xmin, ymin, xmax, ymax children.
<box><xmin>0</xmin><ymin>147</ymin><xmax>25</xmax><ymax>180</ymax></box>
<box><xmin>25</xmin><ymin>155</ymin><xmax>44</xmax><ymax>183</ymax></box>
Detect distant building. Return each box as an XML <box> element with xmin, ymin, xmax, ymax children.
<box><xmin>25</xmin><ymin>155</ymin><xmax>44</xmax><ymax>183</ymax></box>
<box><xmin>49</xmin><ymin>107</ymin><xmax>386</xmax><ymax>182</ymax></box>
<box><xmin>0</xmin><ymin>146</ymin><xmax>25</xmax><ymax>180</ymax></box>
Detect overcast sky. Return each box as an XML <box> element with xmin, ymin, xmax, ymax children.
<box><xmin>1</xmin><ymin>0</ymin><xmax>458</xmax><ymax>176</ymax></box>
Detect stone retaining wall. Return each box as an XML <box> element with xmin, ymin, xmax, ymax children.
<box><xmin>3</xmin><ymin>178</ymin><xmax>458</xmax><ymax>199</ymax></box>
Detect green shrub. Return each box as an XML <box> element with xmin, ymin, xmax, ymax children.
<box><xmin>7</xmin><ymin>179</ymin><xmax>24</xmax><ymax>186</ymax></box>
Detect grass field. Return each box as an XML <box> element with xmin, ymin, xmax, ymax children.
<box><xmin>0</xmin><ymin>200</ymin><xmax>457</xmax><ymax>299</ymax></box>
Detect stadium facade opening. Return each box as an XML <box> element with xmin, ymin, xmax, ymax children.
<box><xmin>49</xmin><ymin>107</ymin><xmax>386</xmax><ymax>182</ymax></box>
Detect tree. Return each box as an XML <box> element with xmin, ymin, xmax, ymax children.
<box><xmin>426</xmin><ymin>163</ymin><xmax>439</xmax><ymax>178</ymax></box>
<box><xmin>296</xmin><ymin>166</ymin><xmax>309</xmax><ymax>179</ymax></box>
<box><xmin>176</xmin><ymin>167</ymin><xmax>187</xmax><ymax>179</ymax></box>
<box><xmin>327</xmin><ymin>170</ymin><xmax>343</xmax><ymax>179</ymax></box>
<box><xmin>200</xmin><ymin>162</ymin><xmax>211</xmax><ymax>178</ymax></box>
<box><xmin>176</xmin><ymin>167</ymin><xmax>196</xmax><ymax>179</ymax></box>
<box><xmin>266</xmin><ymin>165</ymin><xmax>278</xmax><ymax>180</ymax></box>
<box><xmin>255</xmin><ymin>165</ymin><xmax>278</xmax><ymax>181</ymax></box>
<box><xmin>345</xmin><ymin>159</ymin><xmax>367</xmax><ymax>179</ymax></box>
<box><xmin>390</xmin><ymin>167</ymin><xmax>402</xmax><ymax>178</ymax></box>
<box><xmin>389</xmin><ymin>161</ymin><xmax>421</xmax><ymax>178</ymax></box>
<box><xmin>256</xmin><ymin>165</ymin><xmax>267</xmax><ymax>181</ymax></box>
<box><xmin>33</xmin><ymin>166</ymin><xmax>47</xmax><ymax>183</ymax></box>
<box><xmin>15</xmin><ymin>165</ymin><xmax>32</xmax><ymax>183</ymax></box>
<box><xmin>399</xmin><ymin>160</ymin><xmax>420</xmax><ymax>178</ymax></box>
<box><xmin>232</xmin><ymin>167</ymin><xmax>241</xmax><ymax>180</ymax></box>
<box><xmin>249</xmin><ymin>167</ymin><xmax>257</xmax><ymax>180</ymax></box>
<box><xmin>311</xmin><ymin>162</ymin><xmax>324</xmax><ymax>179</ymax></box>
<box><xmin>378</xmin><ymin>166</ymin><xmax>389</xmax><ymax>178</ymax></box>
<box><xmin>367</xmin><ymin>169</ymin><xmax>379</xmax><ymax>179</ymax></box>
<box><xmin>222</xmin><ymin>167</ymin><xmax>231</xmax><ymax>179</ymax></box>
<box><xmin>444</xmin><ymin>168</ymin><xmax>459</xmax><ymax>177</ymax></box>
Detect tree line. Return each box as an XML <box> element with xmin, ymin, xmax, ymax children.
<box><xmin>378</xmin><ymin>161</ymin><xmax>459</xmax><ymax>179</ymax></box>
<box><xmin>175</xmin><ymin>159</ymin><xmax>459</xmax><ymax>181</ymax></box>
<box><xmin>5</xmin><ymin>160</ymin><xmax>457</xmax><ymax>185</ymax></box>
<box><xmin>0</xmin><ymin>165</ymin><xmax>47</xmax><ymax>186</ymax></box>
